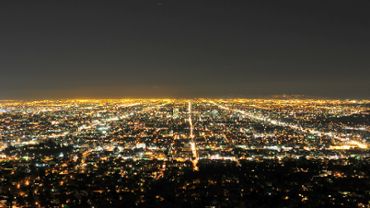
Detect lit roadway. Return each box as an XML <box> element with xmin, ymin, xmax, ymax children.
<box><xmin>188</xmin><ymin>101</ymin><xmax>199</xmax><ymax>171</ymax></box>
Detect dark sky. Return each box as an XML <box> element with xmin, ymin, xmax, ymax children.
<box><xmin>1</xmin><ymin>0</ymin><xmax>369</xmax><ymax>99</ymax></box>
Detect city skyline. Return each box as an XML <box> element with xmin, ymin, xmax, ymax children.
<box><xmin>0</xmin><ymin>98</ymin><xmax>369</xmax><ymax>207</ymax></box>
<box><xmin>1</xmin><ymin>1</ymin><xmax>369</xmax><ymax>207</ymax></box>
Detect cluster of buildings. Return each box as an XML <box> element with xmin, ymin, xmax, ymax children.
<box><xmin>0</xmin><ymin>99</ymin><xmax>369</xmax><ymax>207</ymax></box>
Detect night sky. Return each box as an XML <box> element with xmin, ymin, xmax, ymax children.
<box><xmin>1</xmin><ymin>0</ymin><xmax>369</xmax><ymax>99</ymax></box>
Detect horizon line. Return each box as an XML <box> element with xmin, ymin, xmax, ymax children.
<box><xmin>0</xmin><ymin>97</ymin><xmax>369</xmax><ymax>102</ymax></box>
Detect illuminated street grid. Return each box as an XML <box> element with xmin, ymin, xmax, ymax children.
<box><xmin>0</xmin><ymin>99</ymin><xmax>369</xmax><ymax>207</ymax></box>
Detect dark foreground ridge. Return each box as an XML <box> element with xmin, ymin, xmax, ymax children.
<box><xmin>1</xmin><ymin>159</ymin><xmax>370</xmax><ymax>207</ymax></box>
